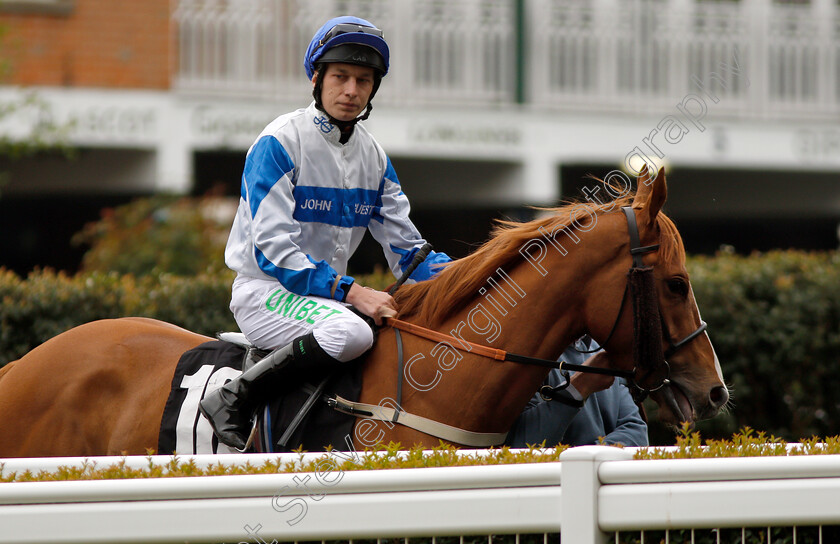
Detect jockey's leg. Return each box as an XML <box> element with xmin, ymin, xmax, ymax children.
<box><xmin>199</xmin><ymin>332</ymin><xmax>337</xmax><ymax>450</ymax></box>
<box><xmin>198</xmin><ymin>277</ymin><xmax>375</xmax><ymax>450</ymax></box>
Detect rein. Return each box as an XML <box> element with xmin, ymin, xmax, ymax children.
<box><xmin>328</xmin><ymin>318</ymin><xmax>630</xmax><ymax>447</ymax></box>
<box><xmin>385</xmin><ymin>317</ymin><xmax>633</xmax><ymax>379</ymax></box>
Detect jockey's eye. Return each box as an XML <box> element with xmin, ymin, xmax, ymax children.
<box><xmin>666</xmin><ymin>277</ymin><xmax>689</xmax><ymax>298</ymax></box>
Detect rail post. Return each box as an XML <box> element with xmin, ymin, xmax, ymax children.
<box><xmin>560</xmin><ymin>445</ymin><xmax>633</xmax><ymax>543</ymax></box>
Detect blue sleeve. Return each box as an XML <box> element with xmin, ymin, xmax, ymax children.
<box><xmin>505</xmin><ymin>369</ymin><xmax>583</xmax><ymax>447</ymax></box>
<box><xmin>600</xmin><ymin>379</ymin><xmax>649</xmax><ymax>447</ymax></box>
<box><xmin>390</xmin><ymin>245</ymin><xmax>452</xmax><ymax>282</ymax></box>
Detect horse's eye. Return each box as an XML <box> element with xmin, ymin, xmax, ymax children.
<box><xmin>666</xmin><ymin>278</ymin><xmax>689</xmax><ymax>298</ymax></box>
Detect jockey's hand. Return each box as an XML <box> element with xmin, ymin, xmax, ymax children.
<box><xmin>570</xmin><ymin>351</ymin><xmax>617</xmax><ymax>399</ymax></box>
<box><xmin>345</xmin><ymin>283</ymin><xmax>398</xmax><ymax>326</ymax></box>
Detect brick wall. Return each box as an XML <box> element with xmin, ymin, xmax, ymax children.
<box><xmin>0</xmin><ymin>0</ymin><xmax>172</xmax><ymax>89</ymax></box>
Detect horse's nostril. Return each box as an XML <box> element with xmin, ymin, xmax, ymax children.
<box><xmin>709</xmin><ymin>385</ymin><xmax>729</xmax><ymax>408</ymax></box>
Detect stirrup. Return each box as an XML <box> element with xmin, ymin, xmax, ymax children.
<box><xmin>237</xmin><ymin>417</ymin><xmax>259</xmax><ymax>453</ymax></box>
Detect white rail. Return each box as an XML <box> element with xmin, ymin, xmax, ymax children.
<box><xmin>3</xmin><ymin>446</ymin><xmax>840</xmax><ymax>543</ymax></box>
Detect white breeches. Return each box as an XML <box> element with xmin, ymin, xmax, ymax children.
<box><xmin>230</xmin><ymin>275</ymin><xmax>374</xmax><ymax>362</ymax></box>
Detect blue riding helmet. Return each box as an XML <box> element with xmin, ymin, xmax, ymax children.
<box><xmin>304</xmin><ymin>16</ymin><xmax>390</xmax><ymax>80</ymax></box>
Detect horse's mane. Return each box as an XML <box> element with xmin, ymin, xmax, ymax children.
<box><xmin>395</xmin><ymin>187</ymin><xmax>684</xmax><ymax>327</ymax></box>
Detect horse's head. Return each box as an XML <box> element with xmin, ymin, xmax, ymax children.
<box><xmin>587</xmin><ymin>167</ymin><xmax>729</xmax><ymax>425</ymax></box>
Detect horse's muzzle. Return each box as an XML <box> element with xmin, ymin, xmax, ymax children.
<box><xmin>700</xmin><ymin>384</ymin><xmax>730</xmax><ymax>419</ymax></box>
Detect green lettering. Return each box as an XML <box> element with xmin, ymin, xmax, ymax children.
<box><xmin>280</xmin><ymin>294</ymin><xmax>302</xmax><ymax>317</ymax></box>
<box><xmin>306</xmin><ymin>304</ymin><xmax>329</xmax><ymax>324</ymax></box>
<box><xmin>266</xmin><ymin>288</ymin><xmax>286</xmax><ymax>311</ymax></box>
<box><xmin>296</xmin><ymin>300</ymin><xmax>318</xmax><ymax>321</ymax></box>
<box><xmin>320</xmin><ymin>309</ymin><xmax>341</xmax><ymax>320</ymax></box>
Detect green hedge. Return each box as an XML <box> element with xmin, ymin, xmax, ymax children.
<box><xmin>2</xmin><ymin>250</ymin><xmax>839</xmax><ymax>442</ymax></box>
<box><xmin>683</xmin><ymin>250</ymin><xmax>840</xmax><ymax>442</ymax></box>
<box><xmin>0</xmin><ymin>268</ymin><xmax>238</xmax><ymax>363</ymax></box>
<box><xmin>0</xmin><ymin>267</ymin><xmax>393</xmax><ymax>365</ymax></box>
<box><xmin>5</xmin><ymin>429</ymin><xmax>840</xmax><ymax>483</ymax></box>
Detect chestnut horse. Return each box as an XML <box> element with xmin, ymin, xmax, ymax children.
<box><xmin>0</xmin><ymin>168</ymin><xmax>728</xmax><ymax>457</ymax></box>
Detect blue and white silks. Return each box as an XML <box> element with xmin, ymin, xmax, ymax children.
<box><xmin>225</xmin><ymin>102</ymin><xmax>449</xmax><ymax>301</ymax></box>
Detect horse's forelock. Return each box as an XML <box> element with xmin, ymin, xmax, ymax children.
<box><xmin>656</xmin><ymin>213</ymin><xmax>685</xmax><ymax>267</ymax></box>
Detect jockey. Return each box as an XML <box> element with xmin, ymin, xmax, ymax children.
<box><xmin>200</xmin><ymin>16</ymin><xmax>451</xmax><ymax>450</ymax></box>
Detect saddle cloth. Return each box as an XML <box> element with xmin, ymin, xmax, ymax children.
<box><xmin>157</xmin><ymin>340</ymin><xmax>361</xmax><ymax>454</ymax></box>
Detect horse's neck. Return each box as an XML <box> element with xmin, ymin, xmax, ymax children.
<box><xmin>420</xmin><ymin>246</ymin><xmax>595</xmax><ymax>431</ymax></box>
<box><xmin>442</xmin><ymin>251</ymin><xmax>589</xmax><ymax>359</ymax></box>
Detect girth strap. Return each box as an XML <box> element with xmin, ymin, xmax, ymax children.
<box><xmin>328</xmin><ymin>395</ymin><xmax>509</xmax><ymax>448</ymax></box>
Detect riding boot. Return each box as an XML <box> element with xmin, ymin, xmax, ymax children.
<box><xmin>198</xmin><ymin>333</ymin><xmax>339</xmax><ymax>450</ymax></box>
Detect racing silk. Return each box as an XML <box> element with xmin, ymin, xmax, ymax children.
<box><xmin>225</xmin><ymin>102</ymin><xmax>449</xmax><ymax>301</ymax></box>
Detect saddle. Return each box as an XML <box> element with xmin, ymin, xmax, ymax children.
<box><xmin>157</xmin><ymin>334</ymin><xmax>362</xmax><ymax>455</ymax></box>
<box><xmin>218</xmin><ymin>332</ymin><xmax>364</xmax><ymax>453</ymax></box>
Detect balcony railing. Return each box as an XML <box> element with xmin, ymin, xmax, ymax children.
<box><xmin>173</xmin><ymin>0</ymin><xmax>840</xmax><ymax>120</ymax></box>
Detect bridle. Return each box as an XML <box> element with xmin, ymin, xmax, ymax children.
<box><xmin>577</xmin><ymin>205</ymin><xmax>708</xmax><ymax>404</ymax></box>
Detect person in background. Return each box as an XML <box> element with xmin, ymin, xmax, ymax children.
<box><xmin>200</xmin><ymin>16</ymin><xmax>450</xmax><ymax>450</ymax></box>
<box><xmin>506</xmin><ymin>337</ymin><xmax>648</xmax><ymax>448</ymax></box>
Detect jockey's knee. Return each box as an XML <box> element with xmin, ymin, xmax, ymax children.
<box><xmin>312</xmin><ymin>315</ymin><xmax>375</xmax><ymax>362</ymax></box>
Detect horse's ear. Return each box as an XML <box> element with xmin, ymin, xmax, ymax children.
<box><xmin>632</xmin><ymin>166</ymin><xmax>667</xmax><ymax>225</ymax></box>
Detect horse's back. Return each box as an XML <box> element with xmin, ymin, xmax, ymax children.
<box><xmin>0</xmin><ymin>318</ymin><xmax>211</xmax><ymax>457</ymax></box>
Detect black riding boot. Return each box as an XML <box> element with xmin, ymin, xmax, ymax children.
<box><xmin>198</xmin><ymin>333</ymin><xmax>338</xmax><ymax>450</ymax></box>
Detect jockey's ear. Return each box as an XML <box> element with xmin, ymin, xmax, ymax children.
<box><xmin>632</xmin><ymin>166</ymin><xmax>667</xmax><ymax>226</ymax></box>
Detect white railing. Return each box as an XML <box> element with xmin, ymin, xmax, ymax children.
<box><xmin>3</xmin><ymin>446</ymin><xmax>840</xmax><ymax>543</ymax></box>
<box><xmin>172</xmin><ymin>0</ymin><xmax>840</xmax><ymax>119</ymax></box>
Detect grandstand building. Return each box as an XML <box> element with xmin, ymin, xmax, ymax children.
<box><xmin>0</xmin><ymin>0</ymin><xmax>838</xmax><ymax>272</ymax></box>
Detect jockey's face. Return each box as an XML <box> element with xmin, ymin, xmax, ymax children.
<box><xmin>313</xmin><ymin>63</ymin><xmax>376</xmax><ymax>122</ymax></box>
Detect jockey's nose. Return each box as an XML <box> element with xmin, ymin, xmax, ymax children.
<box><xmin>344</xmin><ymin>78</ymin><xmax>358</xmax><ymax>97</ymax></box>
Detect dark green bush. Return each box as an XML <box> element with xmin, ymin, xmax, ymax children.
<box><xmin>133</xmin><ymin>272</ymin><xmax>237</xmax><ymax>334</ymax></box>
<box><xmin>0</xmin><ymin>269</ymin><xmax>129</xmax><ymax>363</ymax></box>
<box><xmin>685</xmin><ymin>250</ymin><xmax>840</xmax><ymax>441</ymax></box>
<box><xmin>0</xmin><ymin>267</ymin><xmax>390</xmax><ymax>365</ymax></box>
<box><xmin>0</xmin><ymin>268</ymin><xmax>236</xmax><ymax>363</ymax></box>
